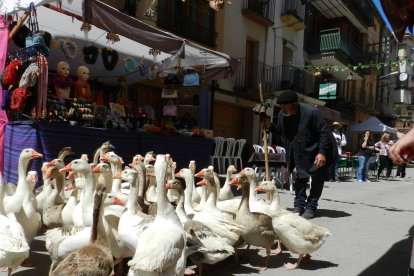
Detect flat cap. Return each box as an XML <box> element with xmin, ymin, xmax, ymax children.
<box><xmin>276</xmin><ymin>91</ymin><xmax>298</xmax><ymax>104</ymax></box>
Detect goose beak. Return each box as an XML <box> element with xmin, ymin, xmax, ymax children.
<box><xmin>32</xmin><ymin>150</ymin><xmax>43</xmax><ymax>159</ymax></box>
<box><xmin>174</xmin><ymin>172</ymin><xmax>181</xmax><ymax>178</ymax></box>
<box><xmin>229</xmin><ymin>177</ymin><xmax>239</xmax><ymax>186</ymax></box>
<box><xmin>60</xmin><ymin>163</ymin><xmax>72</xmax><ymax>172</ymax></box>
<box><xmin>196</xmin><ymin>179</ymin><xmax>206</xmax><ymax>186</ymax></box>
<box><xmin>194</xmin><ymin>170</ymin><xmax>204</xmax><ymax>178</ymax></box>
<box><xmin>114</xmin><ymin>197</ymin><xmax>125</xmax><ymax>206</ymax></box>
<box><xmin>112</xmin><ymin>172</ymin><xmax>122</xmax><ymax>179</ymax></box>
<box><xmin>100</xmin><ymin>153</ymin><xmax>109</xmax><ymax>162</ymax></box>
<box><xmin>165</xmin><ymin>183</ymin><xmax>172</xmax><ymax>189</ymax></box>
<box><xmin>236</xmin><ymin>185</ymin><xmax>242</xmax><ymax>191</ymax></box>
<box><xmin>64</xmin><ymin>183</ymin><xmax>74</xmax><ymax>191</ymax></box>
<box><xmin>46</xmin><ymin>160</ymin><xmax>56</xmax><ymax>167</ymax></box>
<box><xmin>66</xmin><ymin>172</ymin><xmax>75</xmax><ymax>180</ymax></box>
<box><xmin>92</xmin><ymin>166</ymin><xmax>101</xmax><ymax>173</ymax></box>
<box><xmin>255</xmin><ymin>185</ymin><xmax>264</xmax><ymax>192</ymax></box>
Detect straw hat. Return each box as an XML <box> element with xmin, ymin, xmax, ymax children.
<box><xmin>331</xmin><ymin>122</ymin><xmax>342</xmax><ymax>129</ymax></box>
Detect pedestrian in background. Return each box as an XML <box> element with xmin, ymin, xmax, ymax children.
<box><xmin>356</xmin><ymin>130</ymin><xmax>377</xmax><ymax>182</ymax></box>
<box><xmin>330</xmin><ymin>121</ymin><xmax>347</xmax><ymax>182</ymax></box>
<box><xmin>265</xmin><ymin>90</ymin><xmax>337</xmax><ymax>219</ymax></box>
<box><xmin>374</xmin><ymin>133</ymin><xmax>394</xmax><ymax>180</ymax></box>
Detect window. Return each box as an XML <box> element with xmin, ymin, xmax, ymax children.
<box><xmin>157</xmin><ymin>0</ymin><xmax>216</xmax><ymax>46</ymax></box>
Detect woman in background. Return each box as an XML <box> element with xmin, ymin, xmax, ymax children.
<box><xmin>375</xmin><ymin>133</ymin><xmax>394</xmax><ymax>180</ymax></box>
<box><xmin>357</xmin><ymin>130</ymin><xmax>376</xmax><ymax>182</ymax></box>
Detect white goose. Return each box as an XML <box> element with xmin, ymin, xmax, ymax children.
<box><xmin>116</xmin><ymin>166</ymin><xmax>153</xmax><ymax>254</ymax></box>
<box><xmin>0</xmin><ymin>177</ymin><xmax>30</xmax><ymax>276</ymax></box>
<box><xmin>42</xmin><ymin>161</ymin><xmax>66</xmax><ymax>228</ymax></box>
<box><xmin>61</xmin><ymin>172</ymin><xmax>78</xmax><ymax>226</ymax></box>
<box><xmin>3</xmin><ymin>148</ymin><xmax>43</xmax><ymax>215</ymax></box>
<box><xmin>101</xmin><ymin>151</ymin><xmax>128</xmax><ymax>204</ymax></box>
<box><xmin>256</xmin><ymin>180</ymin><xmax>332</xmax><ymax>269</ymax></box>
<box><xmin>166</xmin><ymin>178</ymin><xmax>234</xmax><ymax>276</ymax></box>
<box><xmin>219</xmin><ymin>165</ymin><xmax>237</xmax><ymax>201</ymax></box>
<box><xmin>188</xmin><ymin>160</ymin><xmax>201</xmax><ymax>204</ymax></box>
<box><xmin>128</xmin><ymin>155</ymin><xmax>186</xmax><ymax>275</ymax></box>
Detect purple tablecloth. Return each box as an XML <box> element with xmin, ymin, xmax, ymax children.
<box><xmin>3</xmin><ymin>121</ymin><xmax>212</xmax><ymax>185</ymax></box>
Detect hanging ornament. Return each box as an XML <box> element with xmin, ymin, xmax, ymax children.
<box><xmin>80</xmin><ymin>22</ymin><xmax>92</xmax><ymax>32</ymax></box>
<box><xmin>209</xmin><ymin>0</ymin><xmax>225</xmax><ymax>11</ymax></box>
<box><xmin>106</xmin><ymin>32</ymin><xmax>120</xmax><ymax>43</ymax></box>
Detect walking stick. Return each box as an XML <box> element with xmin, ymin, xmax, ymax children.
<box><xmin>259</xmin><ymin>83</ymin><xmax>270</xmax><ymax>181</ymax></box>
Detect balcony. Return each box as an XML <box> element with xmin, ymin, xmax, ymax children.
<box><xmin>156</xmin><ymin>2</ymin><xmax>216</xmax><ymax>47</ymax></box>
<box><xmin>307</xmin><ymin>28</ymin><xmax>365</xmax><ymax>80</ymax></box>
<box><xmin>241</xmin><ymin>0</ymin><xmax>274</xmax><ymax>28</ymax></box>
<box><xmin>280</xmin><ymin>0</ymin><xmax>305</xmax><ymax>31</ymax></box>
<box><xmin>233</xmin><ymin>58</ymin><xmax>316</xmax><ymax>100</ymax></box>
<box><xmin>310</xmin><ymin>0</ymin><xmax>373</xmax><ymax>31</ymax></box>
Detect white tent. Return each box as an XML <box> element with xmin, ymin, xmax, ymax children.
<box><xmin>4</xmin><ymin>0</ymin><xmax>234</xmax><ymax>85</ymax></box>
<box><xmin>349</xmin><ymin>117</ymin><xmax>397</xmax><ymax>134</ymax></box>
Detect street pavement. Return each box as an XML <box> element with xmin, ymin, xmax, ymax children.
<box><xmin>3</xmin><ymin>169</ymin><xmax>414</xmax><ymax>276</ymax></box>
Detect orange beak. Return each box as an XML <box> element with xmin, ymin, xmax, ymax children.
<box><xmin>60</xmin><ymin>163</ymin><xmax>72</xmax><ymax>172</ymax></box>
<box><xmin>32</xmin><ymin>150</ymin><xmax>43</xmax><ymax>159</ymax></box>
<box><xmin>255</xmin><ymin>185</ymin><xmax>264</xmax><ymax>192</ymax></box>
<box><xmin>66</xmin><ymin>171</ymin><xmax>74</xmax><ymax>180</ymax></box>
<box><xmin>112</xmin><ymin>171</ymin><xmax>122</xmax><ymax>179</ymax></box>
<box><xmin>174</xmin><ymin>172</ymin><xmax>181</xmax><ymax>178</ymax></box>
<box><xmin>100</xmin><ymin>153</ymin><xmax>109</xmax><ymax>162</ymax></box>
<box><xmin>165</xmin><ymin>183</ymin><xmax>172</xmax><ymax>189</ymax></box>
<box><xmin>92</xmin><ymin>166</ymin><xmax>101</xmax><ymax>173</ymax></box>
<box><xmin>194</xmin><ymin>170</ymin><xmax>204</xmax><ymax>178</ymax></box>
<box><xmin>114</xmin><ymin>197</ymin><xmax>125</xmax><ymax>206</ymax></box>
<box><xmin>46</xmin><ymin>160</ymin><xmax>56</xmax><ymax>167</ymax></box>
<box><xmin>229</xmin><ymin>177</ymin><xmax>239</xmax><ymax>186</ymax></box>
<box><xmin>196</xmin><ymin>179</ymin><xmax>206</xmax><ymax>186</ymax></box>
<box><xmin>64</xmin><ymin>183</ymin><xmax>74</xmax><ymax>191</ymax></box>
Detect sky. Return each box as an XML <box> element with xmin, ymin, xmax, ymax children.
<box><xmin>373</xmin><ymin>0</ymin><xmax>394</xmax><ymax>33</ymax></box>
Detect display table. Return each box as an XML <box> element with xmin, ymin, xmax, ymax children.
<box><xmin>3</xmin><ymin>121</ymin><xmax>212</xmax><ymax>185</ymax></box>
<box><xmin>247</xmin><ymin>152</ymin><xmax>286</xmax><ymax>168</ymax></box>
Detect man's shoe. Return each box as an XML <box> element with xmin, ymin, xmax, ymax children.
<box><xmin>292</xmin><ymin>207</ymin><xmax>304</xmax><ymax>215</ymax></box>
<box><xmin>302</xmin><ymin>209</ymin><xmax>315</xmax><ymax>219</ymax></box>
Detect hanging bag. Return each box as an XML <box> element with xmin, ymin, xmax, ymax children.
<box><xmin>183</xmin><ymin>72</ymin><xmax>200</xmax><ymax>86</ymax></box>
<box><xmin>162</xmin><ymin>100</ymin><xmax>177</xmax><ymax>116</ymax></box>
<box><xmin>25</xmin><ymin>3</ymin><xmax>49</xmax><ymax>57</ymax></box>
<box><xmin>161</xmin><ymin>88</ymin><xmax>178</xmax><ymax>99</ymax></box>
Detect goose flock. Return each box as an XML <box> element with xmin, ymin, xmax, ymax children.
<box><xmin>0</xmin><ymin>142</ymin><xmax>331</xmax><ymax>275</ymax></box>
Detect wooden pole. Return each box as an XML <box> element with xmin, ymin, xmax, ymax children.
<box><xmin>259</xmin><ymin>83</ymin><xmax>269</xmax><ymax>181</ymax></box>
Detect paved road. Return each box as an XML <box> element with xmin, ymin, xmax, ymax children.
<box><xmin>3</xmin><ymin>170</ymin><xmax>414</xmax><ymax>276</ymax></box>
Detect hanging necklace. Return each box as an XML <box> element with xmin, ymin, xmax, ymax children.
<box><xmin>101</xmin><ymin>48</ymin><xmax>118</xmax><ymax>71</ymax></box>
<box><xmin>83</xmin><ymin>45</ymin><xmax>99</xmax><ymax>64</ymax></box>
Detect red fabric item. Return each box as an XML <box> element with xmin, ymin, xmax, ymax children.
<box><xmin>10</xmin><ymin>87</ymin><xmax>29</xmax><ymax>111</ymax></box>
<box><xmin>2</xmin><ymin>60</ymin><xmax>22</xmax><ymax>88</ymax></box>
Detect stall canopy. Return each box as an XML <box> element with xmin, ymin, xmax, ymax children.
<box><xmin>3</xmin><ymin>0</ymin><xmax>235</xmax><ymax>84</ymax></box>
<box><xmin>349</xmin><ymin>117</ymin><xmax>397</xmax><ymax>134</ymax></box>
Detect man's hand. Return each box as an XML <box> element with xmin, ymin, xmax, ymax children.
<box><xmin>314</xmin><ymin>153</ymin><xmax>326</xmax><ymax>168</ymax></box>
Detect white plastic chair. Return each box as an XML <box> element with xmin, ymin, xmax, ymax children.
<box><xmin>221</xmin><ymin>138</ymin><xmax>235</xmax><ymax>174</ymax></box>
<box><xmin>210</xmin><ymin>137</ymin><xmax>224</xmax><ymax>174</ymax></box>
<box><xmin>267</xmin><ymin>146</ymin><xmax>275</xmax><ymax>153</ymax></box>
<box><xmin>275</xmin><ymin>146</ymin><xmax>286</xmax><ymax>154</ymax></box>
<box><xmin>230</xmin><ymin>139</ymin><xmax>246</xmax><ymax>170</ymax></box>
<box><xmin>253</xmin><ymin>144</ymin><xmax>264</xmax><ymax>153</ymax></box>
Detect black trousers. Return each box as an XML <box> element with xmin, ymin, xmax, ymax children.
<box><xmin>293</xmin><ymin>175</ymin><xmax>325</xmax><ymax>211</ymax></box>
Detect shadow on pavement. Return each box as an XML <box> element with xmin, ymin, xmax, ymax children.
<box><xmin>358</xmin><ymin>225</ymin><xmax>414</xmax><ymax>276</ymax></box>
<box><xmin>313</xmin><ymin>208</ymin><xmax>351</xmax><ymax>218</ymax></box>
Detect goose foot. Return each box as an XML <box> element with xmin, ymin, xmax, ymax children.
<box><xmin>283</xmin><ymin>262</ymin><xmax>299</xmax><ymax>270</ymax></box>
<box><xmin>184</xmin><ymin>267</ymin><xmax>196</xmax><ymax>275</ymax></box>
<box><xmin>271</xmin><ymin>240</ymin><xmax>282</xmax><ymax>255</ymax></box>
<box><xmin>302</xmin><ymin>254</ymin><xmax>311</xmax><ymax>263</ymax></box>
<box><xmin>20</xmin><ymin>258</ymin><xmax>36</xmax><ymax>267</ymax></box>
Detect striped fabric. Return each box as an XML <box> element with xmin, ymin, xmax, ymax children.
<box><xmin>3</xmin><ymin>121</ymin><xmax>212</xmax><ymax>186</ymax></box>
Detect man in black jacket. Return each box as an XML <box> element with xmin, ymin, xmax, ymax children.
<box><xmin>266</xmin><ymin>91</ymin><xmax>337</xmax><ymax>219</ymax></box>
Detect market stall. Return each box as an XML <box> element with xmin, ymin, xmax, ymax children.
<box><xmin>0</xmin><ymin>0</ymin><xmax>234</xmax><ymax>175</ymax></box>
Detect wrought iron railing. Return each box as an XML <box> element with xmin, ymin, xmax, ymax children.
<box><xmin>319</xmin><ymin>28</ymin><xmax>366</xmax><ymax>65</ymax></box>
<box><xmin>234</xmin><ymin>58</ymin><xmax>316</xmax><ymax>97</ymax></box>
<box><xmin>242</xmin><ymin>0</ymin><xmax>275</xmax><ymax>22</ymax></box>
